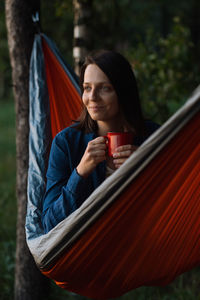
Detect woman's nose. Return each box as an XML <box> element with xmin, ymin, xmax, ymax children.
<box><xmin>89</xmin><ymin>88</ymin><xmax>98</xmax><ymax>101</ymax></box>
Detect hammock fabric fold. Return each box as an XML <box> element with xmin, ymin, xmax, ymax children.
<box><xmin>42</xmin><ymin>37</ymin><xmax>81</xmax><ymax>138</ymax></box>
<box><xmin>26</xmin><ymin>33</ymin><xmax>200</xmax><ymax>300</ymax></box>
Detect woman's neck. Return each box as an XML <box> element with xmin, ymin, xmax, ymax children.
<box><xmin>97</xmin><ymin>117</ymin><xmax>135</xmax><ymax>136</ymax></box>
<box><xmin>97</xmin><ymin>120</ymin><xmax>124</xmax><ymax>136</ymax></box>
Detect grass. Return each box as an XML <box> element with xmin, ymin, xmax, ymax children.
<box><xmin>0</xmin><ymin>100</ymin><xmax>199</xmax><ymax>300</ymax></box>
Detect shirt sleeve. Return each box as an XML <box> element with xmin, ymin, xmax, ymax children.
<box><xmin>42</xmin><ymin>132</ymin><xmax>88</xmax><ymax>233</ymax></box>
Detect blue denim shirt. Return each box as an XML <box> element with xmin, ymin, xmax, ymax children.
<box><xmin>42</xmin><ymin>121</ymin><xmax>159</xmax><ymax>233</ymax></box>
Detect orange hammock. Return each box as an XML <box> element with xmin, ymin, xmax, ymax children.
<box><xmin>26</xmin><ymin>34</ymin><xmax>200</xmax><ymax>300</ymax></box>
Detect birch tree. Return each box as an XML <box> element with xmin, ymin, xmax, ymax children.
<box><xmin>73</xmin><ymin>0</ymin><xmax>93</xmax><ymax>75</ymax></box>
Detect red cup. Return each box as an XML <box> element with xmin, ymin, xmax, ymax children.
<box><xmin>106</xmin><ymin>132</ymin><xmax>134</xmax><ymax>157</ymax></box>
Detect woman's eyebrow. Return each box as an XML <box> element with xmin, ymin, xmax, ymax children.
<box><xmin>83</xmin><ymin>81</ymin><xmax>111</xmax><ymax>85</ymax></box>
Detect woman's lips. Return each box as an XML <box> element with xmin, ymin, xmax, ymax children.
<box><xmin>89</xmin><ymin>106</ymin><xmax>104</xmax><ymax>111</ymax></box>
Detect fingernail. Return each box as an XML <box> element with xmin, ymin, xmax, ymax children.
<box><xmin>113</xmin><ymin>153</ymin><xmax>117</xmax><ymax>158</ymax></box>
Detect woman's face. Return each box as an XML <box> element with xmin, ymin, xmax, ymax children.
<box><xmin>82</xmin><ymin>64</ymin><xmax>120</xmax><ymax>123</ymax></box>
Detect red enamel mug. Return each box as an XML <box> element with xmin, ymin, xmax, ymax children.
<box><xmin>105</xmin><ymin>132</ymin><xmax>134</xmax><ymax>157</ymax></box>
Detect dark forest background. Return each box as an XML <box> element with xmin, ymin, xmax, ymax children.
<box><xmin>0</xmin><ymin>1</ymin><xmax>200</xmax><ymax>299</ymax></box>
<box><xmin>1</xmin><ymin>0</ymin><xmax>200</xmax><ymax>121</ymax></box>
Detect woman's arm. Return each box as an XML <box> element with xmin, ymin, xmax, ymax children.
<box><xmin>42</xmin><ymin>132</ymin><xmax>107</xmax><ymax>233</ymax></box>
<box><xmin>42</xmin><ymin>133</ymin><xmax>89</xmax><ymax>233</ymax></box>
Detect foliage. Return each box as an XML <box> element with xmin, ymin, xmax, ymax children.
<box><xmin>89</xmin><ymin>0</ymin><xmax>196</xmax><ymax>51</ymax></box>
<box><xmin>0</xmin><ymin>101</ymin><xmax>16</xmax><ymax>300</ymax></box>
<box><xmin>40</xmin><ymin>0</ymin><xmax>74</xmax><ymax>65</ymax></box>
<box><xmin>1</xmin><ymin>0</ymin><xmax>200</xmax><ymax>103</ymax></box>
<box><xmin>126</xmin><ymin>17</ymin><xmax>200</xmax><ymax>124</ymax></box>
<box><xmin>0</xmin><ymin>2</ymin><xmax>12</xmax><ymax>101</ymax></box>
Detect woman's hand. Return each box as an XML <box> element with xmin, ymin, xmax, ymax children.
<box><xmin>77</xmin><ymin>137</ymin><xmax>107</xmax><ymax>178</ymax></box>
<box><xmin>112</xmin><ymin>144</ymin><xmax>137</xmax><ymax>169</ymax></box>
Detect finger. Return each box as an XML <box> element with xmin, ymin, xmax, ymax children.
<box><xmin>115</xmin><ymin>164</ymin><xmax>121</xmax><ymax>169</ymax></box>
<box><xmin>115</xmin><ymin>144</ymin><xmax>137</xmax><ymax>152</ymax></box>
<box><xmin>113</xmin><ymin>149</ymin><xmax>133</xmax><ymax>158</ymax></box>
<box><xmin>93</xmin><ymin>136</ymin><xmax>107</xmax><ymax>144</ymax></box>
<box><xmin>88</xmin><ymin>140</ymin><xmax>107</xmax><ymax>151</ymax></box>
<box><xmin>88</xmin><ymin>139</ymin><xmax>107</xmax><ymax>150</ymax></box>
<box><xmin>91</xmin><ymin>149</ymin><xmax>106</xmax><ymax>158</ymax></box>
<box><xmin>113</xmin><ymin>158</ymin><xmax>127</xmax><ymax>165</ymax></box>
<box><xmin>113</xmin><ymin>163</ymin><xmax>122</xmax><ymax>169</ymax></box>
<box><xmin>90</xmin><ymin>143</ymin><xmax>107</xmax><ymax>151</ymax></box>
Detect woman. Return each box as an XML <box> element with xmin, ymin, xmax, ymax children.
<box><xmin>42</xmin><ymin>50</ymin><xmax>159</xmax><ymax>233</ymax></box>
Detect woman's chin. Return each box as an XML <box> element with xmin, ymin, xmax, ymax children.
<box><xmin>90</xmin><ymin>113</ymin><xmax>105</xmax><ymax>121</ymax></box>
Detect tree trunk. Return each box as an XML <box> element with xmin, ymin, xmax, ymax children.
<box><xmin>5</xmin><ymin>1</ymin><xmax>49</xmax><ymax>299</ymax></box>
<box><xmin>73</xmin><ymin>0</ymin><xmax>93</xmax><ymax>75</ymax></box>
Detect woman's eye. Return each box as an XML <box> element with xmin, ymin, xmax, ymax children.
<box><xmin>101</xmin><ymin>85</ymin><xmax>111</xmax><ymax>92</ymax></box>
<box><xmin>83</xmin><ymin>86</ymin><xmax>91</xmax><ymax>92</ymax></box>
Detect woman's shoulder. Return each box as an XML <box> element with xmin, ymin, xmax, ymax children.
<box><xmin>134</xmin><ymin>119</ymin><xmax>160</xmax><ymax>146</ymax></box>
<box><xmin>55</xmin><ymin>123</ymin><xmax>81</xmax><ymax>139</ymax></box>
<box><xmin>144</xmin><ymin>119</ymin><xmax>160</xmax><ymax>135</ymax></box>
<box><xmin>54</xmin><ymin>123</ymin><xmax>94</xmax><ymax>144</ymax></box>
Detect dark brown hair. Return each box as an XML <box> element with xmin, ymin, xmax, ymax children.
<box><xmin>74</xmin><ymin>50</ymin><xmax>145</xmax><ymax>135</ymax></box>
